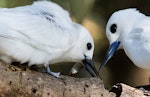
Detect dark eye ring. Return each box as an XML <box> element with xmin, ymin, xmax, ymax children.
<box><xmin>110</xmin><ymin>24</ymin><xmax>117</xmax><ymax>33</ymax></box>
<box><xmin>87</xmin><ymin>43</ymin><xmax>92</xmax><ymax>50</ymax></box>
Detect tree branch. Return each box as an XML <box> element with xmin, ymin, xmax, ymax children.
<box><xmin>0</xmin><ymin>61</ymin><xmax>149</xmax><ymax>97</ymax></box>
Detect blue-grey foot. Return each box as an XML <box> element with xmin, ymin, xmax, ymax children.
<box><xmin>31</xmin><ymin>65</ymin><xmax>62</xmax><ymax>78</ymax></box>
<box><xmin>46</xmin><ymin>65</ymin><xmax>61</xmax><ymax>78</ymax></box>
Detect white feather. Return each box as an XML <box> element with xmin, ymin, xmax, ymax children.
<box><xmin>106</xmin><ymin>8</ymin><xmax>150</xmax><ymax>69</ymax></box>
<box><xmin>0</xmin><ymin>1</ymin><xmax>94</xmax><ymax>66</ymax></box>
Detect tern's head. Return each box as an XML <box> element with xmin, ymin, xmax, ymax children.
<box><xmin>69</xmin><ymin>24</ymin><xmax>99</xmax><ymax>77</ymax></box>
<box><xmin>99</xmin><ymin>8</ymin><xmax>145</xmax><ymax>71</ymax></box>
<box><xmin>106</xmin><ymin>8</ymin><xmax>145</xmax><ymax>46</ymax></box>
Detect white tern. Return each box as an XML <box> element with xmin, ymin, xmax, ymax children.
<box><xmin>99</xmin><ymin>8</ymin><xmax>150</xmax><ymax>71</ymax></box>
<box><xmin>0</xmin><ymin>1</ymin><xmax>99</xmax><ymax>78</ymax></box>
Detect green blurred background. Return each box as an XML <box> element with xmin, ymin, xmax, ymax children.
<box><xmin>0</xmin><ymin>0</ymin><xmax>149</xmax><ymax>89</ymax></box>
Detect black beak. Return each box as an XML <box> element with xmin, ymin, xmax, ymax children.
<box><xmin>99</xmin><ymin>41</ymin><xmax>120</xmax><ymax>72</ymax></box>
<box><xmin>82</xmin><ymin>56</ymin><xmax>100</xmax><ymax>77</ymax></box>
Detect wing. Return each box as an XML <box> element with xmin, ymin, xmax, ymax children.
<box><xmin>127</xmin><ymin>18</ymin><xmax>150</xmax><ymax>44</ymax></box>
<box><xmin>123</xmin><ymin>17</ymin><xmax>150</xmax><ymax>55</ymax></box>
<box><xmin>0</xmin><ymin>1</ymin><xmax>77</xmax><ymax>53</ymax></box>
<box><xmin>123</xmin><ymin>18</ymin><xmax>150</xmax><ymax>69</ymax></box>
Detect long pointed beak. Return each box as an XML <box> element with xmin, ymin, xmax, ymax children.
<box><xmin>82</xmin><ymin>56</ymin><xmax>100</xmax><ymax>77</ymax></box>
<box><xmin>99</xmin><ymin>41</ymin><xmax>120</xmax><ymax>72</ymax></box>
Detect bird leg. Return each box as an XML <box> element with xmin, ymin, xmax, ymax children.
<box><xmin>31</xmin><ymin>62</ymin><xmax>61</xmax><ymax>78</ymax></box>
<box><xmin>46</xmin><ymin>65</ymin><xmax>61</xmax><ymax>78</ymax></box>
<box><xmin>31</xmin><ymin>65</ymin><xmax>47</xmax><ymax>73</ymax></box>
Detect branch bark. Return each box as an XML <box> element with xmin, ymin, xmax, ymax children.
<box><xmin>0</xmin><ymin>61</ymin><xmax>149</xmax><ymax>97</ymax></box>
<box><xmin>110</xmin><ymin>83</ymin><xmax>150</xmax><ymax>97</ymax></box>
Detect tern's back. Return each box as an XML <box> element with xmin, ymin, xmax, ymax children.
<box><xmin>0</xmin><ymin>1</ymin><xmax>77</xmax><ymax>64</ymax></box>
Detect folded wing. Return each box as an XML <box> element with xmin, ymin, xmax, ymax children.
<box><xmin>0</xmin><ymin>1</ymin><xmax>77</xmax><ymax>53</ymax></box>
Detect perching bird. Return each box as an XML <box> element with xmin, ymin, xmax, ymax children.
<box><xmin>0</xmin><ymin>1</ymin><xmax>99</xmax><ymax>78</ymax></box>
<box><xmin>99</xmin><ymin>8</ymin><xmax>150</xmax><ymax>71</ymax></box>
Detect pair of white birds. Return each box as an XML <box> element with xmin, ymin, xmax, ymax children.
<box><xmin>0</xmin><ymin>1</ymin><xmax>149</xmax><ymax>78</ymax></box>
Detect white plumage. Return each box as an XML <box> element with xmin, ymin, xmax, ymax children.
<box><xmin>100</xmin><ymin>8</ymin><xmax>150</xmax><ymax>70</ymax></box>
<box><xmin>0</xmin><ymin>1</ymin><xmax>99</xmax><ymax>78</ymax></box>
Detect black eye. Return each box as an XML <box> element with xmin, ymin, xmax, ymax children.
<box><xmin>87</xmin><ymin>43</ymin><xmax>92</xmax><ymax>50</ymax></box>
<box><xmin>110</xmin><ymin>24</ymin><xmax>117</xmax><ymax>33</ymax></box>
